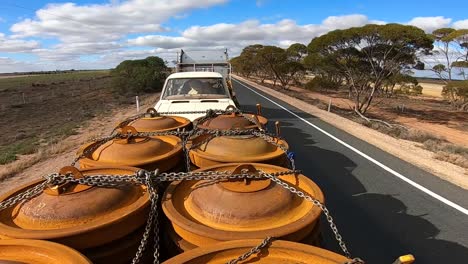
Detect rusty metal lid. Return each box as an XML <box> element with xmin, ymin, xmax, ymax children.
<box><xmin>79</xmin><ymin>126</ymin><xmax>182</xmax><ymax>171</ymax></box>
<box><xmin>195</xmin><ymin>112</ymin><xmax>268</xmax><ymax>130</ymax></box>
<box><xmin>162</xmin><ymin>239</ymin><xmax>349</xmax><ymax>264</ymax></box>
<box><xmin>0</xmin><ymin>239</ymin><xmax>92</xmax><ymax>264</ymax></box>
<box><xmin>162</xmin><ymin>163</ymin><xmax>324</xmax><ymax>246</ymax></box>
<box><xmin>129</xmin><ymin>115</ymin><xmax>190</xmax><ymax>132</ymax></box>
<box><xmin>0</xmin><ymin>166</ymin><xmax>149</xmax><ymax>250</ymax></box>
<box><xmin>189</xmin><ymin>135</ymin><xmax>288</xmax><ymax>164</ymax></box>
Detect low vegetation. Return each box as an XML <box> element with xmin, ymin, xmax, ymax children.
<box><xmin>0</xmin><ymin>71</ymin><xmax>114</xmax><ymax>165</ymax></box>
<box><xmin>231</xmin><ymin>23</ymin><xmax>468</xmax><ymax>169</ymax></box>
<box><xmin>111</xmin><ymin>56</ymin><xmax>169</xmax><ymax>95</ymax></box>
<box><xmin>1</xmin><ymin>58</ymin><xmax>170</xmax><ymax>167</ymax></box>
<box><xmin>353</xmin><ymin>116</ymin><xmax>468</xmax><ymax>168</ymax></box>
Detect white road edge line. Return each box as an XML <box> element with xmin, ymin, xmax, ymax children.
<box><xmin>234</xmin><ymin>79</ymin><xmax>468</xmax><ymax>216</ymax></box>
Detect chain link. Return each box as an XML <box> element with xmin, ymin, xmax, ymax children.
<box><xmin>226</xmin><ymin>236</ymin><xmax>274</xmax><ymax>264</ymax></box>
<box><xmin>0</xmin><ymin>106</ymin><xmax>366</xmax><ymax>263</ymax></box>
<box><xmin>344</xmin><ymin>258</ymin><xmax>366</xmax><ymax>264</ymax></box>
<box><xmin>0</xmin><ymin>169</ymin><xmax>363</xmax><ymax>263</ymax></box>
<box><xmin>262</xmin><ymin>172</ymin><xmax>355</xmax><ymax>259</ymax></box>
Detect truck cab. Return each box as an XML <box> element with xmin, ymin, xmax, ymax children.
<box><xmin>154</xmin><ymin>72</ymin><xmax>237</xmax><ymax>121</ymax></box>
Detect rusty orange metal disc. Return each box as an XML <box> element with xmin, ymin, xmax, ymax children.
<box><xmin>165</xmin><ymin>217</ymin><xmax>323</xmax><ymax>253</ymax></box>
<box><xmin>129</xmin><ymin>115</ymin><xmax>191</xmax><ymax>132</ymax></box>
<box><xmin>189</xmin><ymin>135</ymin><xmax>289</xmax><ymax>167</ymax></box>
<box><xmin>0</xmin><ymin>166</ymin><xmax>149</xmax><ymax>250</ymax></box>
<box><xmin>0</xmin><ymin>239</ymin><xmax>92</xmax><ymax>264</ymax></box>
<box><xmin>162</xmin><ymin>163</ymin><xmax>324</xmax><ymax>247</ymax></box>
<box><xmin>162</xmin><ymin>239</ymin><xmax>349</xmax><ymax>264</ymax></box>
<box><xmin>195</xmin><ymin>113</ymin><xmax>267</xmax><ymax>130</ymax></box>
<box><xmin>78</xmin><ymin>134</ymin><xmax>182</xmax><ymax>171</ymax></box>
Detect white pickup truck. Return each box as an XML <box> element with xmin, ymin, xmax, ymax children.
<box><xmin>154</xmin><ymin>71</ymin><xmax>238</xmax><ymax>121</ymax></box>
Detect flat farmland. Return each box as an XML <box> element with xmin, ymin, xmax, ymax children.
<box><xmin>0</xmin><ymin>71</ymin><xmax>122</xmax><ymax>165</ymax></box>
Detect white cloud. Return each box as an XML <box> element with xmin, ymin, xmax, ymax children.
<box><xmin>256</xmin><ymin>0</ymin><xmax>267</xmax><ymax>7</ymax></box>
<box><xmin>0</xmin><ymin>33</ymin><xmax>40</xmax><ymax>52</ymax></box>
<box><xmin>453</xmin><ymin>19</ymin><xmax>468</xmax><ymax>29</ymax></box>
<box><xmin>322</xmin><ymin>14</ymin><xmax>369</xmax><ymax>29</ymax></box>
<box><xmin>130</xmin><ymin>15</ymin><xmax>380</xmax><ymax>52</ymax></box>
<box><xmin>407</xmin><ymin>16</ymin><xmax>452</xmax><ymax>33</ymax></box>
<box><xmin>0</xmin><ymin>57</ymin><xmax>45</xmax><ymax>73</ymax></box>
<box><xmin>33</xmin><ymin>42</ymin><xmax>122</xmax><ymax>62</ymax></box>
<box><xmin>128</xmin><ymin>35</ymin><xmax>201</xmax><ymax>49</ymax></box>
<box><xmin>3</xmin><ymin>6</ymin><xmax>467</xmax><ymax>73</ymax></box>
<box><xmin>10</xmin><ymin>0</ymin><xmax>228</xmax><ymax>42</ymax></box>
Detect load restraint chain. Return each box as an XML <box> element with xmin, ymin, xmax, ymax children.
<box><xmin>72</xmin><ymin>126</ymin><xmax>295</xmax><ymax>172</ymax></box>
<box><xmin>0</xmin><ymin>169</ymin><xmax>364</xmax><ymax>264</ymax></box>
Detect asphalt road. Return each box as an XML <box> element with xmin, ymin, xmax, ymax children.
<box><xmin>232</xmin><ymin>78</ymin><xmax>468</xmax><ymax>264</ymax></box>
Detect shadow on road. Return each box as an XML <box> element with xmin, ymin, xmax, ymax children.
<box><xmin>239</xmin><ymin>104</ymin><xmax>468</xmax><ymax>263</ymax></box>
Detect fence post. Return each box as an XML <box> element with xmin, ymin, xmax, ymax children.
<box><xmin>136</xmin><ymin>96</ymin><xmax>140</xmax><ymax>113</ymax></box>
<box><xmin>22</xmin><ymin>93</ymin><xmax>26</xmax><ymax>104</ymax></box>
<box><xmin>328</xmin><ymin>99</ymin><xmax>332</xmax><ymax>112</ymax></box>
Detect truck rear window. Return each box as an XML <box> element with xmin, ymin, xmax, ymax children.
<box><xmin>162</xmin><ymin>78</ymin><xmax>229</xmax><ymax>99</ymax></box>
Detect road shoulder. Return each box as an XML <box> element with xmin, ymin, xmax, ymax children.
<box><xmin>233</xmin><ymin>75</ymin><xmax>468</xmax><ymax>190</ymax></box>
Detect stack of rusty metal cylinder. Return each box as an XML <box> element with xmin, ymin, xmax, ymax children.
<box><xmin>159</xmin><ymin>105</ymin><xmax>345</xmax><ymax>263</ymax></box>
<box><xmin>0</xmin><ymin>106</ymin><xmax>356</xmax><ymax>264</ymax></box>
<box><xmin>0</xmin><ymin>110</ymin><xmax>191</xmax><ymax>264</ymax></box>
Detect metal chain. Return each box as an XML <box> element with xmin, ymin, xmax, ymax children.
<box><xmin>251</xmin><ymin>130</ymin><xmax>295</xmax><ymax>170</ymax></box>
<box><xmin>226</xmin><ymin>236</ymin><xmax>275</xmax><ymax>264</ymax></box>
<box><xmin>262</xmin><ymin>172</ymin><xmax>355</xmax><ymax>259</ymax></box>
<box><xmin>70</xmin><ymin>134</ymin><xmax>122</xmax><ymax>166</ymax></box>
<box><xmin>0</xmin><ymin>169</ymin><xmax>362</xmax><ymax>263</ymax></box>
<box><xmin>344</xmin><ymin>258</ymin><xmax>366</xmax><ymax>264</ymax></box>
<box><xmin>0</xmin><ymin>170</ymin><xmax>299</xmax><ymax>211</ymax></box>
<box><xmin>110</xmin><ymin>113</ymin><xmax>146</xmax><ymax>135</ymax></box>
<box><xmin>132</xmin><ymin>170</ymin><xmax>160</xmax><ymax>264</ymax></box>
<box><xmin>0</xmin><ymin>179</ymin><xmax>52</xmax><ymax>211</ymax></box>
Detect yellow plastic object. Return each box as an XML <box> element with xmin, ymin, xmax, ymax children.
<box><xmin>162</xmin><ymin>163</ymin><xmax>324</xmax><ymax>248</ymax></box>
<box><xmin>0</xmin><ymin>239</ymin><xmax>91</xmax><ymax>264</ymax></box>
<box><xmin>393</xmin><ymin>254</ymin><xmax>415</xmax><ymax>264</ymax></box>
<box><xmin>163</xmin><ymin>239</ymin><xmax>349</xmax><ymax>264</ymax></box>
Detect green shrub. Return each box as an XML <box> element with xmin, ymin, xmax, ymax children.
<box><xmin>111</xmin><ymin>56</ymin><xmax>169</xmax><ymax>96</ymax></box>
<box><xmin>305</xmin><ymin>77</ymin><xmax>337</xmax><ymax>91</ymax></box>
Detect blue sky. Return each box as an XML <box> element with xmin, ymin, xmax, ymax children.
<box><xmin>0</xmin><ymin>0</ymin><xmax>467</xmax><ymax>72</ymax></box>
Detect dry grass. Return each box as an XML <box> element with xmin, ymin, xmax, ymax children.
<box><xmin>419</xmin><ymin>82</ymin><xmax>444</xmax><ymax>98</ymax></box>
<box><xmin>235</xmin><ymin>75</ymin><xmax>468</xmax><ymax>189</ymax></box>
<box><xmin>0</xmin><ymin>136</ymin><xmax>78</xmax><ymax>181</ymax></box>
<box><xmin>423</xmin><ymin>140</ymin><xmax>468</xmax><ymax>168</ymax></box>
<box><xmin>356</xmin><ymin>120</ymin><xmax>468</xmax><ymax>169</ymax></box>
<box><xmin>0</xmin><ymin>93</ymin><xmax>159</xmax><ymax>184</ymax></box>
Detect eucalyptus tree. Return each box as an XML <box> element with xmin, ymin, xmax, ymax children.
<box><xmin>430</xmin><ymin>28</ymin><xmax>468</xmax><ymax>108</ymax></box>
<box><xmin>307</xmin><ymin>24</ymin><xmax>433</xmax><ymax>114</ymax></box>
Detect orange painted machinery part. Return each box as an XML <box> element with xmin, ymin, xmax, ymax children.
<box><xmin>0</xmin><ymin>166</ymin><xmax>149</xmax><ymax>251</ymax></box>
<box><xmin>188</xmin><ymin>135</ymin><xmax>289</xmax><ymax>168</ymax></box>
<box><xmin>162</xmin><ymin>239</ymin><xmax>349</xmax><ymax>264</ymax></box>
<box><xmin>83</xmin><ymin>225</ymin><xmax>147</xmax><ymax>264</ymax></box>
<box><xmin>162</xmin><ymin>163</ymin><xmax>324</xmax><ymax>248</ymax></box>
<box><xmin>194</xmin><ymin>110</ymin><xmax>268</xmax><ymax>130</ymax></box>
<box><xmin>163</xmin><ymin>216</ymin><xmax>322</xmax><ymax>253</ymax></box>
<box><xmin>128</xmin><ymin>115</ymin><xmax>191</xmax><ymax>132</ymax></box>
<box><xmin>122</xmin><ymin>108</ymin><xmax>191</xmax><ymax>132</ymax></box>
<box><xmin>78</xmin><ymin>126</ymin><xmax>182</xmax><ymax>171</ymax></box>
<box><xmin>0</xmin><ymin>239</ymin><xmax>92</xmax><ymax>264</ymax></box>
